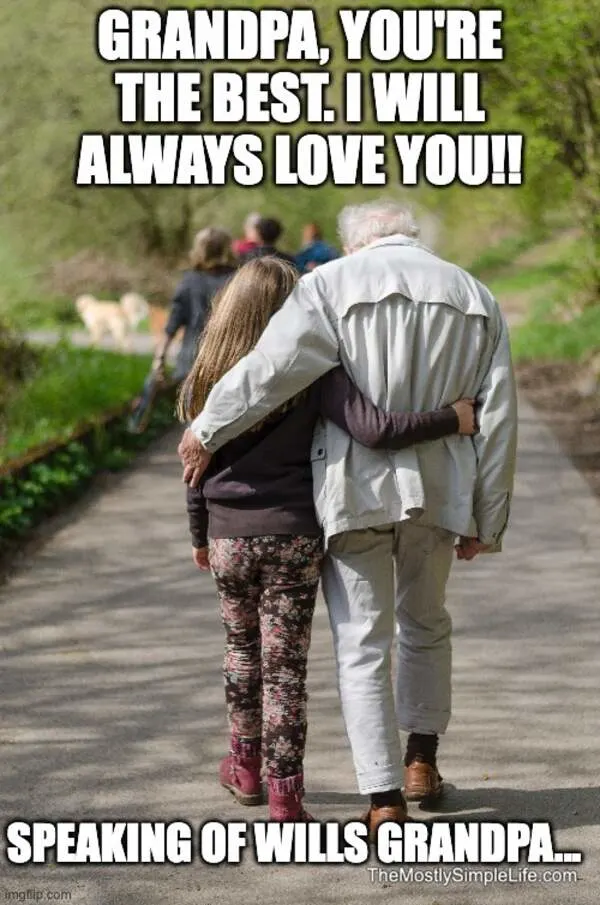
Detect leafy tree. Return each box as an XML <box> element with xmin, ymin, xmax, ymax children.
<box><xmin>1</xmin><ymin>0</ymin><xmax>594</xmax><ymax>286</ymax></box>
<box><xmin>488</xmin><ymin>0</ymin><xmax>600</xmax><ymax>295</ymax></box>
<box><xmin>0</xmin><ymin>0</ymin><xmax>227</xmax><ymax>263</ymax></box>
<box><xmin>0</xmin><ymin>0</ymin><xmax>472</xmax><ymax>267</ymax></box>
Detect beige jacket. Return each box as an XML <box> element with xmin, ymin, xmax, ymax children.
<box><xmin>190</xmin><ymin>235</ymin><xmax>518</xmax><ymax>548</ymax></box>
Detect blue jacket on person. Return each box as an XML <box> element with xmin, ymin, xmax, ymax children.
<box><xmin>295</xmin><ymin>240</ymin><xmax>340</xmax><ymax>274</ymax></box>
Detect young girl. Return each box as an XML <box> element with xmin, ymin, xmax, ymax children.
<box><xmin>178</xmin><ymin>257</ymin><xmax>476</xmax><ymax>822</ymax></box>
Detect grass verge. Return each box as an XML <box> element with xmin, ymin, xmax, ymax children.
<box><xmin>0</xmin><ymin>386</ymin><xmax>177</xmax><ymax>559</ymax></box>
<box><xmin>1</xmin><ymin>341</ymin><xmax>152</xmax><ymax>464</ymax></box>
<box><xmin>0</xmin><ymin>336</ymin><xmax>179</xmax><ymax>560</ymax></box>
<box><xmin>511</xmin><ymin>305</ymin><xmax>600</xmax><ymax>363</ymax></box>
<box><xmin>468</xmin><ymin>233</ymin><xmax>544</xmax><ymax>279</ymax></box>
<box><xmin>471</xmin><ymin>229</ymin><xmax>599</xmax><ymax>363</ymax></box>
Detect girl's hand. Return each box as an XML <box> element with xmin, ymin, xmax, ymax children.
<box><xmin>192</xmin><ymin>547</ymin><xmax>210</xmax><ymax>571</ymax></box>
<box><xmin>451</xmin><ymin>399</ymin><xmax>478</xmax><ymax>435</ymax></box>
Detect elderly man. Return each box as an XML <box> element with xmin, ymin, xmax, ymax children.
<box><xmin>178</xmin><ymin>200</ymin><xmax>517</xmax><ymax>833</ymax></box>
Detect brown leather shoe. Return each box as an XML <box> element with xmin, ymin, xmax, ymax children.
<box><xmin>361</xmin><ymin>804</ymin><xmax>411</xmax><ymax>843</ymax></box>
<box><xmin>404</xmin><ymin>760</ymin><xmax>444</xmax><ymax>802</ymax></box>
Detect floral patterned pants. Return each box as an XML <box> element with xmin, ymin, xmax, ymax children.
<box><xmin>209</xmin><ymin>535</ymin><xmax>323</xmax><ymax>785</ymax></box>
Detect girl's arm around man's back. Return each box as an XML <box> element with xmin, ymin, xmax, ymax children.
<box><xmin>317</xmin><ymin>367</ymin><xmax>460</xmax><ymax>449</ymax></box>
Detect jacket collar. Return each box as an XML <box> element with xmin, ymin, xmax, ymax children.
<box><xmin>358</xmin><ymin>235</ymin><xmax>491</xmax><ymax>319</ymax></box>
<box><xmin>366</xmin><ymin>233</ymin><xmax>430</xmax><ymax>252</ymax></box>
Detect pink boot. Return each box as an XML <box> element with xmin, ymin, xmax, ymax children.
<box><xmin>268</xmin><ymin>775</ymin><xmax>314</xmax><ymax>821</ymax></box>
<box><xmin>219</xmin><ymin>753</ymin><xmax>263</xmax><ymax>806</ymax></box>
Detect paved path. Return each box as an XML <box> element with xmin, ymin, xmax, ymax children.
<box><xmin>1</xmin><ymin>397</ymin><xmax>599</xmax><ymax>904</ymax></box>
<box><xmin>26</xmin><ymin>329</ymin><xmax>180</xmax><ymax>360</ymax></box>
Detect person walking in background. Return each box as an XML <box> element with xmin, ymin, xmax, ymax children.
<box><xmin>240</xmin><ymin>217</ymin><xmax>296</xmax><ymax>266</ymax></box>
<box><xmin>232</xmin><ymin>212</ymin><xmax>261</xmax><ymax>259</ymax></box>
<box><xmin>128</xmin><ymin>227</ymin><xmax>237</xmax><ymax>433</ymax></box>
<box><xmin>295</xmin><ymin>223</ymin><xmax>340</xmax><ymax>274</ymax></box>
<box><xmin>177</xmin><ymin>200</ymin><xmax>518</xmax><ymax>836</ymax></box>
<box><xmin>151</xmin><ymin>227</ymin><xmax>237</xmax><ymax>382</ymax></box>
<box><xmin>177</xmin><ymin>256</ymin><xmax>478</xmax><ymax>823</ymax></box>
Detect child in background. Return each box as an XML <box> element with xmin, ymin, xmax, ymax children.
<box><xmin>178</xmin><ymin>257</ymin><xmax>476</xmax><ymax>822</ymax></box>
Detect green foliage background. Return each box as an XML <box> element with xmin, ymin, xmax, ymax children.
<box><xmin>1</xmin><ymin>0</ymin><xmax>597</xmax><ymax>272</ymax></box>
<box><xmin>0</xmin><ymin>0</ymin><xmax>599</xmax><ymax>318</ymax></box>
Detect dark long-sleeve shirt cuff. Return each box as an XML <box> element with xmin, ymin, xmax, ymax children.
<box><xmin>186</xmin><ymin>486</ymin><xmax>209</xmax><ymax>548</ymax></box>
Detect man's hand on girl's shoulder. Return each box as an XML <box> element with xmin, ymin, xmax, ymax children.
<box><xmin>178</xmin><ymin>428</ymin><xmax>212</xmax><ymax>487</ymax></box>
<box><xmin>192</xmin><ymin>547</ymin><xmax>210</xmax><ymax>571</ymax></box>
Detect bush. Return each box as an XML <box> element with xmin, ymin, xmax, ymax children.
<box><xmin>0</xmin><ymin>321</ymin><xmax>39</xmax><ymax>382</ymax></box>
<box><xmin>0</xmin><ymin>322</ymin><xmax>40</xmax><ymax>440</ymax></box>
<box><xmin>44</xmin><ymin>250</ymin><xmax>179</xmax><ymax>306</ymax></box>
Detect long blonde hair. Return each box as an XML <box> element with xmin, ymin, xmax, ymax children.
<box><xmin>177</xmin><ymin>256</ymin><xmax>299</xmax><ymax>424</ymax></box>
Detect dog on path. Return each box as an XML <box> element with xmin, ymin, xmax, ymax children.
<box><xmin>75</xmin><ymin>293</ymin><xmax>149</xmax><ymax>351</ymax></box>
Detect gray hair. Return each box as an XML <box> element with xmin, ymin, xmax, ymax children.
<box><xmin>337</xmin><ymin>200</ymin><xmax>420</xmax><ymax>252</ymax></box>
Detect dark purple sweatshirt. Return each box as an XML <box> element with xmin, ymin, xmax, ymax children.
<box><xmin>186</xmin><ymin>366</ymin><xmax>459</xmax><ymax>548</ymax></box>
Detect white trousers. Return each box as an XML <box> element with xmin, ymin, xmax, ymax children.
<box><xmin>321</xmin><ymin>521</ymin><xmax>455</xmax><ymax>794</ymax></box>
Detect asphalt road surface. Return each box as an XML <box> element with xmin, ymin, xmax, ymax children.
<box><xmin>1</xmin><ymin>396</ymin><xmax>599</xmax><ymax>904</ymax></box>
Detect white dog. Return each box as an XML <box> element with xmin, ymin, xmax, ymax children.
<box><xmin>75</xmin><ymin>293</ymin><xmax>149</xmax><ymax>351</ymax></box>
